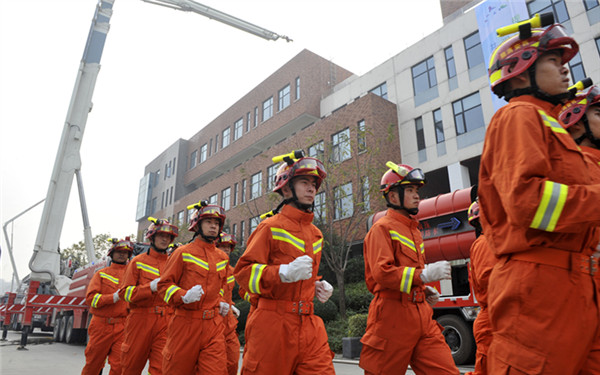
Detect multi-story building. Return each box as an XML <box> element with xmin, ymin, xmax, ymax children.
<box><xmin>137</xmin><ymin>0</ymin><xmax>600</xmax><ymax>239</ymax></box>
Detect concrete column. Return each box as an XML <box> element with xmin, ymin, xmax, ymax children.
<box><xmin>448</xmin><ymin>162</ymin><xmax>471</xmax><ymax>191</ymax></box>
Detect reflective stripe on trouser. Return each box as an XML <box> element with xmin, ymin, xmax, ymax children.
<box><xmin>359</xmin><ymin>296</ymin><xmax>459</xmax><ymax>375</ymax></box>
<box><xmin>241</xmin><ymin>307</ymin><xmax>335</xmax><ymax>375</ymax></box>
<box><xmin>162</xmin><ymin>314</ymin><xmax>227</xmax><ymax>375</ymax></box>
<box><xmin>81</xmin><ymin>316</ymin><xmax>124</xmax><ymax>375</ymax></box>
<box><xmin>120</xmin><ymin>311</ymin><xmax>168</xmax><ymax>375</ymax></box>
<box><xmin>487</xmin><ymin>258</ymin><xmax>600</xmax><ymax>374</ymax></box>
<box><xmin>225</xmin><ymin>314</ymin><xmax>241</xmax><ymax>375</ymax></box>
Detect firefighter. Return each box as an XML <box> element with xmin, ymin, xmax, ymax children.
<box><xmin>216</xmin><ymin>232</ymin><xmax>241</xmax><ymax>375</ymax></box>
<box><xmin>233</xmin><ymin>150</ymin><xmax>335</xmax><ymax>375</ymax></box>
<box><xmin>479</xmin><ymin>14</ymin><xmax>600</xmax><ymax>374</ymax></box>
<box><xmin>81</xmin><ymin>238</ymin><xmax>132</xmax><ymax>375</ymax></box>
<box><xmin>159</xmin><ymin>202</ymin><xmax>230</xmax><ymax>375</ymax></box>
<box><xmin>465</xmin><ymin>199</ymin><xmax>496</xmax><ymax>375</ymax></box>
<box><xmin>559</xmin><ymin>84</ymin><xmax>600</xmax><ymax>161</ymax></box>
<box><xmin>119</xmin><ymin>218</ymin><xmax>178</xmax><ymax>375</ymax></box>
<box><xmin>359</xmin><ymin>162</ymin><xmax>457</xmax><ymax>375</ymax></box>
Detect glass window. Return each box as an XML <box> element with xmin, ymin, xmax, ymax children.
<box><xmin>250</xmin><ymin>172</ymin><xmax>262</xmax><ymax>200</ymax></box>
<box><xmin>295</xmin><ymin>77</ymin><xmax>301</xmax><ymax>100</ymax></box>
<box><xmin>433</xmin><ymin>108</ymin><xmax>445</xmax><ymax>144</ymax></box>
<box><xmin>357</xmin><ymin>120</ymin><xmax>367</xmax><ymax>153</ymax></box>
<box><xmin>234</xmin><ymin>118</ymin><xmax>243</xmax><ymax>141</ymax></box>
<box><xmin>177</xmin><ymin>210</ymin><xmax>184</xmax><ymax>225</ymax></box>
<box><xmin>209</xmin><ymin>194</ymin><xmax>218</xmax><ymax>205</ymax></box>
<box><xmin>361</xmin><ymin>176</ymin><xmax>370</xmax><ymax>212</ymax></box>
<box><xmin>568</xmin><ymin>52</ymin><xmax>586</xmax><ymax>84</ymax></box>
<box><xmin>187</xmin><ymin>207</ymin><xmax>194</xmax><ymax>224</ymax></box>
<box><xmin>190</xmin><ymin>150</ymin><xmax>198</xmax><ymax>169</ymax></box>
<box><xmin>215</xmin><ymin>135</ymin><xmax>219</xmax><ymax>153</ymax></box>
<box><xmin>412</xmin><ymin>57</ymin><xmax>437</xmax><ymax>95</ymax></box>
<box><xmin>332</xmin><ymin>128</ymin><xmax>351</xmax><ymax>163</ymax></box>
<box><xmin>221</xmin><ymin>187</ymin><xmax>231</xmax><ymax>211</ymax></box>
<box><xmin>314</xmin><ymin>191</ymin><xmax>326</xmax><ymax>223</ymax></box>
<box><xmin>445</xmin><ymin>46</ymin><xmax>456</xmax><ymax>79</ymax></box>
<box><xmin>596</xmin><ymin>37</ymin><xmax>600</xmax><ymax>56</ymax></box>
<box><xmin>246</xmin><ymin>112</ymin><xmax>251</xmax><ymax>132</ymax></box>
<box><xmin>254</xmin><ymin>107</ymin><xmax>258</xmax><ymax>128</ymax></box>
<box><xmin>222</xmin><ymin>128</ymin><xmax>230</xmax><ymax>149</ymax></box>
<box><xmin>267</xmin><ymin>164</ymin><xmax>278</xmax><ymax>191</ymax></box>
<box><xmin>334</xmin><ymin>182</ymin><xmax>353</xmax><ymax>220</ymax></box>
<box><xmin>585</xmin><ymin>0</ymin><xmax>599</xmax><ymax>10</ymax></box>
<box><xmin>250</xmin><ymin>216</ymin><xmax>260</xmax><ymax>234</ymax></box>
<box><xmin>453</xmin><ymin>92</ymin><xmax>485</xmax><ymax>135</ymax></box>
<box><xmin>308</xmin><ymin>141</ymin><xmax>324</xmax><ymax>160</ymax></box>
<box><xmin>151</xmin><ymin>197</ymin><xmax>157</xmax><ymax>214</ymax></box>
<box><xmin>170</xmin><ymin>186</ymin><xmax>173</xmax><ymax>205</ymax></box>
<box><xmin>278</xmin><ymin>84</ymin><xmax>291</xmax><ymax>111</ymax></box>
<box><xmin>369</xmin><ymin>82</ymin><xmax>388</xmax><ymax>100</ymax></box>
<box><xmin>262</xmin><ymin>97</ymin><xmax>273</xmax><ymax>122</ymax></box>
<box><xmin>200</xmin><ymin>144</ymin><xmax>207</xmax><ymax>163</ymax></box>
<box><xmin>528</xmin><ymin>0</ymin><xmax>569</xmax><ymax>23</ymax></box>
<box><xmin>240</xmin><ymin>221</ymin><xmax>245</xmax><ymax>245</ymax></box>
<box><xmin>154</xmin><ymin>170</ymin><xmax>160</xmax><ymax>187</ymax></box>
<box><xmin>464</xmin><ymin>32</ymin><xmax>485</xmax><ymax>69</ymax></box>
<box><xmin>209</xmin><ymin>138</ymin><xmax>212</xmax><ymax>156</ymax></box>
<box><xmin>241</xmin><ymin>179</ymin><xmax>247</xmax><ymax>203</ymax></box>
<box><xmin>233</xmin><ymin>183</ymin><xmax>239</xmax><ymax>206</ymax></box>
<box><xmin>415</xmin><ymin>117</ymin><xmax>425</xmax><ymax>151</ymax></box>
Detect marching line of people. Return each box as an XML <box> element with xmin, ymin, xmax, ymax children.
<box><xmin>81</xmin><ymin>11</ymin><xmax>600</xmax><ymax>375</ymax></box>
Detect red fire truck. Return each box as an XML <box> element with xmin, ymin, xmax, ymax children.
<box><xmin>368</xmin><ymin>186</ymin><xmax>478</xmax><ymax>365</ymax></box>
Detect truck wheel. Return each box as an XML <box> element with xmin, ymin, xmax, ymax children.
<box><xmin>53</xmin><ymin>315</ymin><xmax>62</xmax><ymax>342</ymax></box>
<box><xmin>58</xmin><ymin>316</ymin><xmax>68</xmax><ymax>343</ymax></box>
<box><xmin>65</xmin><ymin>316</ymin><xmax>77</xmax><ymax>344</ymax></box>
<box><xmin>437</xmin><ymin>314</ymin><xmax>475</xmax><ymax>365</ymax></box>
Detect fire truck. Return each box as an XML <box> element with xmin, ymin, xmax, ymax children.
<box><xmin>368</xmin><ymin>186</ymin><xmax>478</xmax><ymax>365</ymax></box>
<box><xmin>1</xmin><ymin>0</ymin><xmax>288</xmax><ymax>349</ymax></box>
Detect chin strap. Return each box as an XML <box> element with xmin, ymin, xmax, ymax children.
<box><xmin>289</xmin><ymin>185</ymin><xmax>314</xmax><ymax>212</ymax></box>
<box><xmin>148</xmin><ymin>239</ymin><xmax>168</xmax><ymax>254</ymax></box>
<box><xmin>576</xmin><ymin>117</ymin><xmax>600</xmax><ymax>148</ymax></box>
<box><xmin>191</xmin><ymin>228</ymin><xmax>219</xmax><ymax>243</ymax></box>
<box><xmin>385</xmin><ymin>187</ymin><xmax>419</xmax><ymax>215</ymax></box>
<box><xmin>505</xmin><ymin>67</ymin><xmax>570</xmax><ymax>106</ymax></box>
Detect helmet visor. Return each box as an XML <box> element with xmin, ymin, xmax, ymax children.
<box><xmin>400</xmin><ymin>168</ymin><xmax>426</xmax><ymax>185</ymax></box>
<box><xmin>155</xmin><ymin>223</ymin><xmax>179</xmax><ymax>236</ymax></box>
<box><xmin>291</xmin><ymin>158</ymin><xmax>327</xmax><ymax>179</ymax></box>
<box><xmin>586</xmin><ymin>85</ymin><xmax>600</xmax><ymax>105</ymax></box>
<box><xmin>539</xmin><ymin>24</ymin><xmax>578</xmax><ymax>63</ymax></box>
<box><xmin>200</xmin><ymin>205</ymin><xmax>226</xmax><ymax>217</ymax></box>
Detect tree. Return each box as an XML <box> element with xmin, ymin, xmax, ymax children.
<box><xmin>59</xmin><ymin>233</ymin><xmax>136</xmax><ymax>276</ymax></box>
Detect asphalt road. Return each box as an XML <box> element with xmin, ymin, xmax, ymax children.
<box><xmin>0</xmin><ymin>331</ymin><xmax>473</xmax><ymax>374</ymax></box>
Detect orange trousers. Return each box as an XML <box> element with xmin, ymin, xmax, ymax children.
<box><xmin>120</xmin><ymin>310</ymin><xmax>169</xmax><ymax>375</ymax></box>
<box><xmin>225</xmin><ymin>315</ymin><xmax>240</xmax><ymax>375</ymax></box>
<box><xmin>488</xmin><ymin>259</ymin><xmax>600</xmax><ymax>374</ymax></box>
<box><xmin>162</xmin><ymin>313</ymin><xmax>226</xmax><ymax>374</ymax></box>
<box><xmin>471</xmin><ymin>307</ymin><xmax>492</xmax><ymax>375</ymax></box>
<box><xmin>359</xmin><ymin>296</ymin><xmax>458</xmax><ymax>375</ymax></box>
<box><xmin>241</xmin><ymin>306</ymin><xmax>334</xmax><ymax>375</ymax></box>
<box><xmin>81</xmin><ymin>316</ymin><xmax>124</xmax><ymax>375</ymax></box>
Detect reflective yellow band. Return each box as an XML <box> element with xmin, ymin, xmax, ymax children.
<box><xmin>91</xmin><ymin>293</ymin><xmax>101</xmax><ymax>308</ymax></box>
<box><xmin>313</xmin><ymin>239</ymin><xmax>323</xmax><ymax>254</ymax></box>
<box><xmin>244</xmin><ymin>292</ymin><xmax>251</xmax><ymax>302</ymax></box>
<box><xmin>249</xmin><ymin>264</ymin><xmax>266</xmax><ymax>294</ymax></box>
<box><xmin>271</xmin><ymin>228</ymin><xmax>305</xmax><ymax>252</ymax></box>
<box><xmin>124</xmin><ymin>286</ymin><xmax>135</xmax><ymax>303</ymax></box>
<box><xmin>227</xmin><ymin>275</ymin><xmax>235</xmax><ymax>284</ymax></box>
<box><xmin>219</xmin><ymin>289</ymin><xmax>224</xmax><ymax>296</ymax></box>
<box><xmin>182</xmin><ymin>253</ymin><xmax>209</xmax><ymax>271</ymax></box>
<box><xmin>164</xmin><ymin>285</ymin><xmax>182</xmax><ymax>303</ymax></box>
<box><xmin>400</xmin><ymin>267</ymin><xmax>415</xmax><ymax>294</ymax></box>
<box><xmin>390</xmin><ymin>231</ymin><xmax>417</xmax><ymax>253</ymax></box>
<box><xmin>539</xmin><ymin>110</ymin><xmax>568</xmax><ymax>134</ymax></box>
<box><xmin>530</xmin><ymin>180</ymin><xmax>568</xmax><ymax>232</ymax></box>
<box><xmin>216</xmin><ymin>260</ymin><xmax>228</xmax><ymax>272</ymax></box>
<box><xmin>136</xmin><ymin>262</ymin><xmax>160</xmax><ymax>277</ymax></box>
<box><xmin>419</xmin><ymin>243</ymin><xmax>424</xmax><ymax>254</ymax></box>
<box><xmin>99</xmin><ymin>272</ymin><xmax>119</xmax><ymax>284</ymax></box>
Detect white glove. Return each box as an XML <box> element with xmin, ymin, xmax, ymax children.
<box><xmin>231</xmin><ymin>305</ymin><xmax>240</xmax><ymax>318</ymax></box>
<box><xmin>594</xmin><ymin>243</ymin><xmax>600</xmax><ymax>258</ymax></box>
<box><xmin>420</xmin><ymin>260</ymin><xmax>451</xmax><ymax>283</ymax></box>
<box><xmin>181</xmin><ymin>285</ymin><xmax>204</xmax><ymax>304</ymax></box>
<box><xmin>425</xmin><ymin>286</ymin><xmax>440</xmax><ymax>306</ymax></box>
<box><xmin>113</xmin><ymin>291</ymin><xmax>120</xmax><ymax>303</ymax></box>
<box><xmin>279</xmin><ymin>255</ymin><xmax>313</xmax><ymax>283</ymax></box>
<box><xmin>150</xmin><ymin>278</ymin><xmax>160</xmax><ymax>293</ymax></box>
<box><xmin>315</xmin><ymin>280</ymin><xmax>334</xmax><ymax>303</ymax></box>
<box><xmin>219</xmin><ymin>302</ymin><xmax>230</xmax><ymax>317</ymax></box>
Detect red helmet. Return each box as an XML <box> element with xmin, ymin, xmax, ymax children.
<box><xmin>188</xmin><ymin>204</ymin><xmax>226</xmax><ymax>232</ymax></box>
<box><xmin>145</xmin><ymin>218</ymin><xmax>179</xmax><ymax>240</ymax></box>
<box><xmin>488</xmin><ymin>24</ymin><xmax>578</xmax><ymax>98</ymax></box>
<box><xmin>273</xmin><ymin>157</ymin><xmax>327</xmax><ymax>193</ymax></box>
<box><xmin>380</xmin><ymin>163</ymin><xmax>426</xmax><ymax>194</ymax></box>
<box><xmin>559</xmin><ymin>85</ymin><xmax>600</xmax><ymax>129</ymax></box>
<box><xmin>107</xmin><ymin>238</ymin><xmax>134</xmax><ymax>257</ymax></box>
<box><xmin>468</xmin><ymin>202</ymin><xmax>480</xmax><ymax>227</ymax></box>
<box><xmin>218</xmin><ymin>232</ymin><xmax>237</xmax><ymax>247</ymax></box>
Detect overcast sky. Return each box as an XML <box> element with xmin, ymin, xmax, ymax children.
<box><xmin>0</xmin><ymin>0</ymin><xmax>444</xmax><ymax>289</ymax></box>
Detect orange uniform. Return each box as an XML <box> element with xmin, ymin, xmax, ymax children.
<box><xmin>467</xmin><ymin>235</ymin><xmax>496</xmax><ymax>375</ymax></box>
<box><xmin>159</xmin><ymin>237</ymin><xmax>229</xmax><ymax>375</ymax></box>
<box><xmin>359</xmin><ymin>208</ymin><xmax>458</xmax><ymax>375</ymax></box>
<box><xmin>119</xmin><ymin>249</ymin><xmax>171</xmax><ymax>375</ymax></box>
<box><xmin>233</xmin><ymin>204</ymin><xmax>335</xmax><ymax>375</ymax></box>
<box><xmin>479</xmin><ymin>95</ymin><xmax>600</xmax><ymax>374</ymax></box>
<box><xmin>223</xmin><ymin>263</ymin><xmax>240</xmax><ymax>375</ymax></box>
<box><xmin>82</xmin><ymin>262</ymin><xmax>127</xmax><ymax>375</ymax></box>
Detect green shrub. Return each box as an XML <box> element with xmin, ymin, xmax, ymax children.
<box><xmin>314</xmin><ymin>299</ymin><xmax>338</xmax><ymax>323</ymax></box>
<box><xmin>235</xmin><ymin>300</ymin><xmax>251</xmax><ymax>336</ymax></box>
<box><xmin>345</xmin><ymin>282</ymin><xmax>373</xmax><ymax>313</ymax></box>
<box><xmin>347</xmin><ymin>313</ymin><xmax>368</xmax><ymax>337</ymax></box>
<box><xmin>325</xmin><ymin>316</ymin><xmax>348</xmax><ymax>353</ymax></box>
<box><xmin>344</xmin><ymin>256</ymin><xmax>365</xmax><ymax>284</ymax></box>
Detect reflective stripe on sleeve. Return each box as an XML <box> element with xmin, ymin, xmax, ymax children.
<box><xmin>136</xmin><ymin>262</ymin><xmax>160</xmax><ymax>277</ymax></box>
<box><xmin>124</xmin><ymin>286</ymin><xmax>135</xmax><ymax>303</ymax></box>
<box><xmin>91</xmin><ymin>293</ymin><xmax>101</xmax><ymax>308</ymax></box>
<box><xmin>99</xmin><ymin>272</ymin><xmax>119</xmax><ymax>284</ymax></box>
<box><xmin>249</xmin><ymin>264</ymin><xmax>267</xmax><ymax>294</ymax></box>
<box><xmin>530</xmin><ymin>180</ymin><xmax>568</xmax><ymax>232</ymax></box>
<box><xmin>219</xmin><ymin>289</ymin><xmax>224</xmax><ymax>296</ymax></box>
<box><xmin>313</xmin><ymin>239</ymin><xmax>323</xmax><ymax>254</ymax></box>
<box><xmin>216</xmin><ymin>260</ymin><xmax>228</xmax><ymax>272</ymax></box>
<box><xmin>182</xmin><ymin>253</ymin><xmax>209</xmax><ymax>271</ymax></box>
<box><xmin>400</xmin><ymin>267</ymin><xmax>415</xmax><ymax>294</ymax></box>
<box><xmin>227</xmin><ymin>275</ymin><xmax>235</xmax><ymax>284</ymax></box>
<box><xmin>271</xmin><ymin>228</ymin><xmax>305</xmax><ymax>252</ymax></box>
<box><xmin>390</xmin><ymin>230</ymin><xmax>417</xmax><ymax>253</ymax></box>
<box><xmin>164</xmin><ymin>285</ymin><xmax>182</xmax><ymax>303</ymax></box>
<box><xmin>539</xmin><ymin>110</ymin><xmax>568</xmax><ymax>134</ymax></box>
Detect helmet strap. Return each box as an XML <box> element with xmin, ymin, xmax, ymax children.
<box><xmin>288</xmin><ymin>183</ymin><xmax>314</xmax><ymax>212</ymax></box>
<box><xmin>110</xmin><ymin>255</ymin><xmax>127</xmax><ymax>265</ymax></box>
<box><xmin>149</xmin><ymin>240</ymin><xmax>168</xmax><ymax>254</ymax></box>
<box><xmin>385</xmin><ymin>186</ymin><xmax>418</xmax><ymax>215</ymax></box>
<box><xmin>527</xmin><ymin>66</ymin><xmax>570</xmax><ymax>105</ymax></box>
<box><xmin>580</xmin><ymin>117</ymin><xmax>600</xmax><ymax>149</ymax></box>
<box><xmin>192</xmin><ymin>223</ymin><xmax>220</xmax><ymax>243</ymax></box>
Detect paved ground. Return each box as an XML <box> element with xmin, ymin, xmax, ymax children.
<box><xmin>0</xmin><ymin>330</ymin><xmax>474</xmax><ymax>374</ymax></box>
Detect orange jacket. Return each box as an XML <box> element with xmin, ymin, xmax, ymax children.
<box><xmin>479</xmin><ymin>95</ymin><xmax>600</xmax><ymax>256</ymax></box>
<box><xmin>159</xmin><ymin>238</ymin><xmax>228</xmax><ymax>310</ymax></box>
<box><xmin>86</xmin><ymin>262</ymin><xmax>127</xmax><ymax>318</ymax></box>
<box><xmin>582</xmin><ymin>145</ymin><xmax>600</xmax><ymax>165</ymax></box>
<box><xmin>120</xmin><ymin>249</ymin><xmax>169</xmax><ymax>309</ymax></box>
<box><xmin>363</xmin><ymin>209</ymin><xmax>425</xmax><ymax>296</ymax></box>
<box><xmin>468</xmin><ymin>235</ymin><xmax>496</xmax><ymax>309</ymax></box>
<box><xmin>233</xmin><ymin>204</ymin><xmax>322</xmax><ymax>302</ymax></box>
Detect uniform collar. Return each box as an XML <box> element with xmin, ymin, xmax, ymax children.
<box><xmin>110</xmin><ymin>262</ymin><xmax>127</xmax><ymax>269</ymax></box>
<box><xmin>149</xmin><ymin>247</ymin><xmax>169</xmax><ymax>259</ymax></box>
<box><xmin>281</xmin><ymin>203</ymin><xmax>314</xmax><ymax>224</ymax></box>
<box><xmin>509</xmin><ymin>95</ymin><xmax>563</xmax><ymax>118</ymax></box>
<box><xmin>386</xmin><ymin>208</ymin><xmax>419</xmax><ymax>228</ymax></box>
